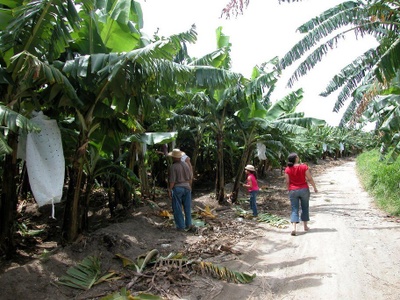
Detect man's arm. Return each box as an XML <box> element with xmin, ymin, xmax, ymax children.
<box><xmin>168</xmin><ymin>182</ymin><xmax>174</xmax><ymax>198</ymax></box>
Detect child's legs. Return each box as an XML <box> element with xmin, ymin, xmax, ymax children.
<box><xmin>289</xmin><ymin>190</ymin><xmax>300</xmax><ymax>223</ymax></box>
<box><xmin>298</xmin><ymin>188</ymin><xmax>310</xmax><ymax>222</ymax></box>
<box><xmin>249</xmin><ymin>191</ymin><xmax>258</xmax><ymax>216</ymax></box>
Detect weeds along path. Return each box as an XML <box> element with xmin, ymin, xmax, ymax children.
<box><xmin>216</xmin><ymin>160</ymin><xmax>400</xmax><ymax>300</ymax></box>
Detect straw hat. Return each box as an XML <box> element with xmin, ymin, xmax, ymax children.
<box><xmin>168</xmin><ymin>148</ymin><xmax>185</xmax><ymax>158</ymax></box>
<box><xmin>245</xmin><ymin>164</ymin><xmax>255</xmax><ymax>172</ymax></box>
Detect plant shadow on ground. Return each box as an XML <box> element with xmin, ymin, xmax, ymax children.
<box><xmin>0</xmin><ymin>157</ymin><xmax>350</xmax><ymax>300</ymax></box>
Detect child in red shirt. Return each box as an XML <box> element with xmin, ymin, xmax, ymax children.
<box><xmin>243</xmin><ymin>165</ymin><xmax>259</xmax><ymax>217</ymax></box>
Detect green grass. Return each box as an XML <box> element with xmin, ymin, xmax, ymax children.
<box><xmin>356</xmin><ymin>149</ymin><xmax>400</xmax><ymax>216</ymax></box>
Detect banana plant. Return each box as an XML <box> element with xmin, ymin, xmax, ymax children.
<box><xmin>229</xmin><ymin>58</ymin><xmax>326</xmax><ymax>202</ymax></box>
<box><xmin>164</xmin><ymin>27</ymin><xmax>243</xmax><ymax>204</ymax></box>
<box><xmin>0</xmin><ymin>0</ymin><xmax>81</xmax><ymax>256</ymax></box>
<box><xmin>58</xmin><ymin>2</ymin><xmax>203</xmax><ymax>242</ymax></box>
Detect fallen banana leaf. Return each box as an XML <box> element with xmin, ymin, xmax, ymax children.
<box><xmin>116</xmin><ymin>249</ymin><xmax>159</xmax><ymax>273</ymax></box>
<box><xmin>101</xmin><ymin>287</ymin><xmax>163</xmax><ymax>300</ymax></box>
<box><xmin>117</xmin><ymin>249</ymin><xmax>255</xmax><ymax>285</ymax></box>
<box><xmin>257</xmin><ymin>213</ymin><xmax>290</xmax><ymax>228</ymax></box>
<box><xmin>58</xmin><ymin>256</ymin><xmax>118</xmax><ymax>290</ymax></box>
<box><xmin>197</xmin><ymin>261</ymin><xmax>256</xmax><ymax>284</ymax></box>
<box><xmin>136</xmin><ymin>249</ymin><xmax>159</xmax><ymax>272</ymax></box>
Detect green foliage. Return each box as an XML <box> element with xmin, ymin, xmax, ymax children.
<box><xmin>356</xmin><ymin>150</ymin><xmax>400</xmax><ymax>215</ymax></box>
<box><xmin>288</xmin><ymin>125</ymin><xmax>377</xmax><ymax>163</ymax></box>
<box><xmin>363</xmin><ymin>76</ymin><xmax>400</xmax><ymax>163</ymax></box>
<box><xmin>0</xmin><ymin>0</ymin><xmax>81</xmax><ymax>63</ymax></box>
<box><xmin>16</xmin><ymin>222</ymin><xmax>44</xmax><ymax>237</ymax></box>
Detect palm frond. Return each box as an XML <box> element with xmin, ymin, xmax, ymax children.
<box><xmin>278</xmin><ymin>0</ymin><xmax>400</xmax><ymax>129</ymax></box>
<box><xmin>296</xmin><ymin>1</ymin><xmax>359</xmax><ymax>33</ymax></box>
<box><xmin>280</xmin><ymin>1</ymin><xmax>361</xmax><ymax>70</ymax></box>
<box><xmin>320</xmin><ymin>48</ymin><xmax>378</xmax><ymax>98</ymax></box>
<box><xmin>285</xmin><ymin>32</ymin><xmax>348</xmax><ymax>88</ymax></box>
<box><xmin>375</xmin><ymin>38</ymin><xmax>400</xmax><ymax>84</ymax></box>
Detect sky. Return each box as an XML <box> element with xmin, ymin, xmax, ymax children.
<box><xmin>138</xmin><ymin>0</ymin><xmax>378</xmax><ymax>126</ymax></box>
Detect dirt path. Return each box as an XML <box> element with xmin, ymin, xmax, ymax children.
<box><xmin>216</xmin><ymin>161</ymin><xmax>400</xmax><ymax>300</ymax></box>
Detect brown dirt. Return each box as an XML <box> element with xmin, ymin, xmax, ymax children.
<box><xmin>1</xmin><ymin>157</ymin><xmax>400</xmax><ymax>300</ymax></box>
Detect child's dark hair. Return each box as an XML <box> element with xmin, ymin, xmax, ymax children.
<box><xmin>287</xmin><ymin>153</ymin><xmax>298</xmax><ymax>167</ymax></box>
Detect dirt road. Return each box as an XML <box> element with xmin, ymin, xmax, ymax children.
<box><xmin>216</xmin><ymin>161</ymin><xmax>400</xmax><ymax>300</ymax></box>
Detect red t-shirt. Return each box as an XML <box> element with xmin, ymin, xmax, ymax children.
<box><xmin>246</xmin><ymin>173</ymin><xmax>259</xmax><ymax>192</ymax></box>
<box><xmin>285</xmin><ymin>164</ymin><xmax>309</xmax><ymax>191</ymax></box>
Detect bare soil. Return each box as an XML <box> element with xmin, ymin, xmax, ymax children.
<box><xmin>1</xmin><ymin>157</ymin><xmax>400</xmax><ymax>300</ymax></box>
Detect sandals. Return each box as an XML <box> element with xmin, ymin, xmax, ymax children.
<box><xmin>291</xmin><ymin>231</ymin><xmax>296</xmax><ymax>236</ymax></box>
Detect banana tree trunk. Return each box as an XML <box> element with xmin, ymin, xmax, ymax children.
<box><xmin>112</xmin><ymin>148</ymin><xmax>128</xmax><ymax>209</ymax></box>
<box><xmin>0</xmin><ymin>132</ymin><xmax>19</xmax><ymax>258</ymax></box>
<box><xmin>82</xmin><ymin>176</ymin><xmax>95</xmax><ymax>231</ymax></box>
<box><xmin>126</xmin><ymin>141</ymin><xmax>140</xmax><ymax>206</ymax></box>
<box><xmin>190</xmin><ymin>132</ymin><xmax>202</xmax><ymax>182</ymax></box>
<box><xmin>127</xmin><ymin>141</ymin><xmax>150</xmax><ymax>201</ymax></box>
<box><xmin>231</xmin><ymin>143</ymin><xmax>254</xmax><ymax>203</ymax></box>
<box><xmin>137</xmin><ymin>143</ymin><xmax>150</xmax><ymax>198</ymax></box>
<box><xmin>62</xmin><ymin>137</ymin><xmax>87</xmax><ymax>243</ymax></box>
<box><xmin>215</xmin><ymin>132</ymin><xmax>226</xmax><ymax>204</ymax></box>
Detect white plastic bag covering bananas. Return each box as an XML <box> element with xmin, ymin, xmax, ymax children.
<box><xmin>18</xmin><ymin>111</ymin><xmax>64</xmax><ymax>218</ymax></box>
<box><xmin>256</xmin><ymin>142</ymin><xmax>267</xmax><ymax>160</ymax></box>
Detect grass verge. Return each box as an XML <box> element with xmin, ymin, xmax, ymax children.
<box><xmin>356</xmin><ymin>149</ymin><xmax>400</xmax><ymax>216</ymax></box>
